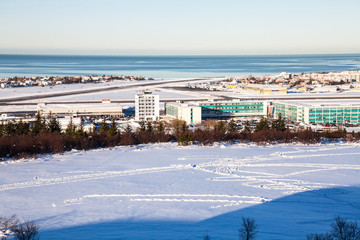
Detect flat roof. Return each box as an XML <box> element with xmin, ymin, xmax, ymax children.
<box><xmin>274</xmin><ymin>100</ymin><xmax>360</xmax><ymax>107</ymax></box>
<box><xmin>166</xmin><ymin>102</ymin><xmax>200</xmax><ymax>107</ymax></box>
<box><xmin>37</xmin><ymin>103</ymin><xmax>123</xmax><ymax>111</ymax></box>
<box><xmin>197</xmin><ymin>99</ymin><xmax>266</xmax><ymax>103</ymax></box>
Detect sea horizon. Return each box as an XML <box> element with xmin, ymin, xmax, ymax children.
<box><xmin>0</xmin><ymin>53</ymin><xmax>359</xmax><ymax>79</ymax></box>
<box><xmin>1</xmin><ymin>52</ymin><xmax>360</xmax><ymax>56</ymax></box>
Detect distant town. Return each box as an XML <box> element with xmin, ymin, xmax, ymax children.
<box><xmin>2</xmin><ymin>71</ymin><xmax>360</xmax><ymax>94</ymax></box>
<box><xmin>189</xmin><ymin>70</ymin><xmax>360</xmax><ymax>94</ymax></box>
<box><xmin>0</xmin><ymin>70</ymin><xmax>360</xmax><ymax>135</ymax></box>
<box><xmin>0</xmin><ymin>75</ymin><xmax>153</xmax><ymax>88</ymax></box>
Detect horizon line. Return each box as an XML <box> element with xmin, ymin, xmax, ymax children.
<box><xmin>1</xmin><ymin>52</ymin><xmax>360</xmax><ymax>57</ymax></box>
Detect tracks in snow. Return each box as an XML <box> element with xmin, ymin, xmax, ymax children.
<box><xmin>1</xmin><ymin>144</ymin><xmax>359</xmax><ymax>207</ymax></box>
<box><xmin>64</xmin><ymin>193</ymin><xmax>271</xmax><ymax>209</ymax></box>
<box><xmin>0</xmin><ymin>164</ymin><xmax>193</xmax><ymax>191</ymax></box>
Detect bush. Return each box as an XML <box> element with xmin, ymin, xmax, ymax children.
<box><xmin>0</xmin><ymin>118</ymin><xmax>356</xmax><ymax>161</ymax></box>
<box><xmin>0</xmin><ymin>214</ymin><xmax>18</xmax><ymax>240</ymax></box>
<box><xmin>178</xmin><ymin>133</ymin><xmax>192</xmax><ymax>146</ymax></box>
<box><xmin>13</xmin><ymin>221</ymin><xmax>39</xmax><ymax>240</ymax></box>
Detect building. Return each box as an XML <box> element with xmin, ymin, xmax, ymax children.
<box><xmin>37</xmin><ymin>103</ymin><xmax>123</xmax><ymax>117</ymax></box>
<box><xmin>273</xmin><ymin>100</ymin><xmax>360</xmax><ymax>125</ymax></box>
<box><xmin>135</xmin><ymin>90</ymin><xmax>159</xmax><ymax>122</ymax></box>
<box><xmin>165</xmin><ymin>102</ymin><xmax>201</xmax><ymax>125</ymax></box>
<box><xmin>196</xmin><ymin>100</ymin><xmax>268</xmax><ymax>119</ymax></box>
<box><xmin>272</xmin><ymin>102</ymin><xmax>304</xmax><ymax>122</ymax></box>
<box><xmin>57</xmin><ymin>116</ymin><xmax>82</xmax><ymax>131</ymax></box>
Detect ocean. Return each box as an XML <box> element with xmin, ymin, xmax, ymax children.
<box><xmin>0</xmin><ymin>54</ymin><xmax>359</xmax><ymax>78</ymax></box>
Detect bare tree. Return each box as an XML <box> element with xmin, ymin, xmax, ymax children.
<box><xmin>239</xmin><ymin>217</ymin><xmax>258</xmax><ymax>240</ymax></box>
<box><xmin>13</xmin><ymin>221</ymin><xmax>39</xmax><ymax>240</ymax></box>
<box><xmin>330</xmin><ymin>216</ymin><xmax>360</xmax><ymax>240</ymax></box>
<box><xmin>203</xmin><ymin>233</ymin><xmax>211</xmax><ymax>240</ymax></box>
<box><xmin>0</xmin><ymin>214</ymin><xmax>18</xmax><ymax>240</ymax></box>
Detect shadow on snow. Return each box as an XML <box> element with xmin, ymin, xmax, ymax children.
<box><xmin>40</xmin><ymin>186</ymin><xmax>360</xmax><ymax>240</ymax></box>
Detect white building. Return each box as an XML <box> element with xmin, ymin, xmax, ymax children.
<box><xmin>58</xmin><ymin>117</ymin><xmax>82</xmax><ymax>131</ymax></box>
<box><xmin>135</xmin><ymin>90</ymin><xmax>159</xmax><ymax>122</ymax></box>
<box><xmin>165</xmin><ymin>102</ymin><xmax>202</xmax><ymax>125</ymax></box>
<box><xmin>37</xmin><ymin>103</ymin><xmax>123</xmax><ymax>117</ymax></box>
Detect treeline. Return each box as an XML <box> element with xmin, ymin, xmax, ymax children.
<box><xmin>0</xmin><ymin>113</ymin><xmax>359</xmax><ymax>160</ymax></box>
<box><xmin>203</xmin><ymin>216</ymin><xmax>360</xmax><ymax>240</ymax></box>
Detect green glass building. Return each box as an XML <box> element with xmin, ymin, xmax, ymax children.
<box><xmin>196</xmin><ymin>100</ymin><xmax>268</xmax><ymax>119</ymax></box>
<box><xmin>273</xmin><ymin>101</ymin><xmax>360</xmax><ymax>125</ymax></box>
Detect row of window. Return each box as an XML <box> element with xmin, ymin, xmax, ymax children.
<box><xmin>200</xmin><ymin>102</ymin><xmax>263</xmax><ymax>106</ymax></box>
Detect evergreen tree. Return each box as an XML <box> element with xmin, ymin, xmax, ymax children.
<box><xmin>138</xmin><ymin>121</ymin><xmax>146</xmax><ymax>133</ymax></box>
<box><xmin>65</xmin><ymin>117</ymin><xmax>76</xmax><ymax>136</ymax></box>
<box><xmin>32</xmin><ymin>111</ymin><xmax>47</xmax><ymax>136</ymax></box>
<box><xmin>255</xmin><ymin>117</ymin><xmax>270</xmax><ymax>132</ymax></box>
<box><xmin>178</xmin><ymin>133</ymin><xmax>192</xmax><ymax>146</ymax></box>
<box><xmin>271</xmin><ymin>113</ymin><xmax>286</xmax><ymax>131</ymax></box>
<box><xmin>75</xmin><ymin>118</ymin><xmax>87</xmax><ymax>138</ymax></box>
<box><xmin>99</xmin><ymin>119</ymin><xmax>110</xmax><ymax>133</ymax></box>
<box><xmin>215</xmin><ymin>120</ymin><xmax>226</xmax><ymax>133</ymax></box>
<box><xmin>107</xmin><ymin>119</ymin><xmax>118</xmax><ymax>136</ymax></box>
<box><xmin>181</xmin><ymin>121</ymin><xmax>188</xmax><ymax>133</ymax></box>
<box><xmin>16</xmin><ymin>120</ymin><xmax>30</xmax><ymax>135</ymax></box>
<box><xmin>156</xmin><ymin>121</ymin><xmax>164</xmax><ymax>133</ymax></box>
<box><xmin>124</xmin><ymin>124</ymin><xmax>132</xmax><ymax>134</ymax></box>
<box><xmin>146</xmin><ymin>121</ymin><xmax>153</xmax><ymax>133</ymax></box>
<box><xmin>4</xmin><ymin>121</ymin><xmax>16</xmax><ymax>136</ymax></box>
<box><xmin>242</xmin><ymin>121</ymin><xmax>251</xmax><ymax>133</ymax></box>
<box><xmin>48</xmin><ymin>116</ymin><xmax>61</xmax><ymax>133</ymax></box>
<box><xmin>227</xmin><ymin>119</ymin><xmax>237</xmax><ymax>133</ymax></box>
<box><xmin>0</xmin><ymin>121</ymin><xmax>4</xmax><ymax>136</ymax></box>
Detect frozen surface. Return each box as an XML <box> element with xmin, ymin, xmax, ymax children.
<box><xmin>0</xmin><ymin>143</ymin><xmax>360</xmax><ymax>239</ymax></box>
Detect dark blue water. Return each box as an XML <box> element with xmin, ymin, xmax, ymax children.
<box><xmin>0</xmin><ymin>54</ymin><xmax>359</xmax><ymax>78</ymax></box>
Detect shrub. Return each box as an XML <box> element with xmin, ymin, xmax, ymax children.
<box><xmin>13</xmin><ymin>221</ymin><xmax>39</xmax><ymax>240</ymax></box>
<box><xmin>178</xmin><ymin>133</ymin><xmax>192</xmax><ymax>146</ymax></box>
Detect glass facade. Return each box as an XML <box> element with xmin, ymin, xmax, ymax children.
<box><xmin>165</xmin><ymin>104</ymin><xmax>179</xmax><ymax>117</ymax></box>
<box><xmin>307</xmin><ymin>106</ymin><xmax>360</xmax><ymax>124</ymax></box>
<box><xmin>273</xmin><ymin>102</ymin><xmax>304</xmax><ymax>122</ymax></box>
<box><xmin>198</xmin><ymin>101</ymin><xmax>265</xmax><ymax>118</ymax></box>
<box><xmin>274</xmin><ymin>102</ymin><xmax>360</xmax><ymax>125</ymax></box>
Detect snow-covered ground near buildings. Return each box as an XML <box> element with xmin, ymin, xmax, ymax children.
<box><xmin>0</xmin><ymin>80</ymin><xmax>141</xmax><ymax>100</ymax></box>
<box><xmin>38</xmin><ymin>87</ymin><xmax>205</xmax><ymax>102</ymax></box>
<box><xmin>0</xmin><ymin>143</ymin><xmax>360</xmax><ymax>239</ymax></box>
<box><xmin>0</xmin><ymin>78</ymin><xmax>220</xmax><ymax>102</ymax></box>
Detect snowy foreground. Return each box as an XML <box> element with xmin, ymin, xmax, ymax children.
<box><xmin>1</xmin><ymin>143</ymin><xmax>360</xmax><ymax>240</ymax></box>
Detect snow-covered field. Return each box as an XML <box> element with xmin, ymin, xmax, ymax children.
<box><xmin>0</xmin><ymin>77</ymin><xmax>220</xmax><ymax>102</ymax></box>
<box><xmin>0</xmin><ymin>80</ymin><xmax>139</xmax><ymax>100</ymax></box>
<box><xmin>0</xmin><ymin>143</ymin><xmax>360</xmax><ymax>239</ymax></box>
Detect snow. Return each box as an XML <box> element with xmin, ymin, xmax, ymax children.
<box><xmin>0</xmin><ymin>143</ymin><xmax>360</xmax><ymax>239</ymax></box>
<box><xmin>41</xmin><ymin>87</ymin><xmax>201</xmax><ymax>102</ymax></box>
<box><xmin>0</xmin><ymin>78</ymin><xmax>223</xmax><ymax>102</ymax></box>
<box><xmin>0</xmin><ymin>80</ymin><xmax>139</xmax><ymax>100</ymax></box>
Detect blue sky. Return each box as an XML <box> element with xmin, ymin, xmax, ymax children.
<box><xmin>0</xmin><ymin>0</ymin><xmax>359</xmax><ymax>55</ymax></box>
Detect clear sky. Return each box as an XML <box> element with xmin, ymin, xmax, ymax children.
<box><xmin>0</xmin><ymin>0</ymin><xmax>360</xmax><ymax>55</ymax></box>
